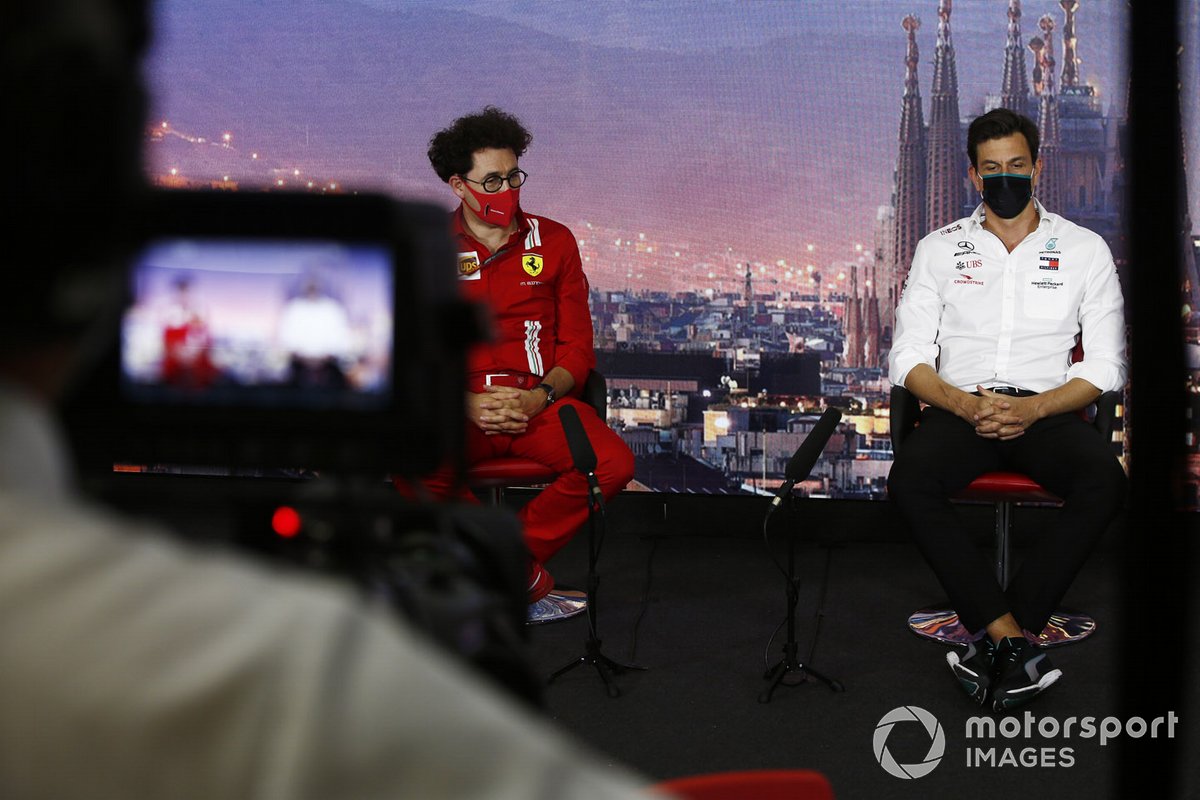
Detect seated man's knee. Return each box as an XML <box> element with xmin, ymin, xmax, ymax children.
<box><xmin>589</xmin><ymin>419</ymin><xmax>634</xmax><ymax>491</ymax></box>
<box><xmin>602</xmin><ymin>439</ymin><xmax>635</xmax><ymax>490</ymax></box>
<box><xmin>886</xmin><ymin>455</ymin><xmax>925</xmax><ymax>503</ymax></box>
<box><xmin>1087</xmin><ymin>457</ymin><xmax>1128</xmax><ymax>511</ymax></box>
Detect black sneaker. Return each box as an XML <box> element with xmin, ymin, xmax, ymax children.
<box><xmin>991</xmin><ymin>636</ymin><xmax>1063</xmax><ymax>713</ymax></box>
<box><xmin>946</xmin><ymin>636</ymin><xmax>996</xmax><ymax>704</ymax></box>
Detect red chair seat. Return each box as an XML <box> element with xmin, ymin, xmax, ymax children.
<box><xmin>655</xmin><ymin>769</ymin><xmax>835</xmax><ymax>800</ymax></box>
<box><xmin>466</xmin><ymin>457</ymin><xmax>558</xmax><ymax>488</ymax></box>
<box><xmin>956</xmin><ymin>471</ymin><xmax>1060</xmax><ymax>504</ymax></box>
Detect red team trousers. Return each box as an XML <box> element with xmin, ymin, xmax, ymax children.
<box><xmin>411</xmin><ymin>396</ymin><xmax>634</xmax><ymax>600</ymax></box>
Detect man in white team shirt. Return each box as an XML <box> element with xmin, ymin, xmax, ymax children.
<box><xmin>278</xmin><ymin>275</ymin><xmax>355</xmax><ymax>388</ymax></box>
<box><xmin>887</xmin><ymin>109</ymin><xmax>1127</xmax><ymax>713</ymax></box>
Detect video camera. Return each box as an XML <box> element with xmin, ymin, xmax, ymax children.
<box><xmin>60</xmin><ymin>189</ymin><xmax>541</xmax><ymax>704</ymax></box>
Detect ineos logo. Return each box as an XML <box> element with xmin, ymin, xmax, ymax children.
<box><xmin>873</xmin><ymin>706</ymin><xmax>946</xmax><ymax>779</ymax></box>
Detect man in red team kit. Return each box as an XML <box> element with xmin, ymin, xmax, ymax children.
<box><xmin>417</xmin><ymin>107</ymin><xmax>635</xmax><ymax>624</ymax></box>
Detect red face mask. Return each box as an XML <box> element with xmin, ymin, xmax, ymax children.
<box><xmin>462</xmin><ymin>182</ymin><xmax>519</xmax><ymax>227</ymax></box>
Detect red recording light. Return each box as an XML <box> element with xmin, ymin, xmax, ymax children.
<box><xmin>271</xmin><ymin>506</ymin><xmax>302</xmax><ymax>538</ymax></box>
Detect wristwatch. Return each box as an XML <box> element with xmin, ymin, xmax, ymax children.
<box><xmin>535</xmin><ymin>382</ymin><xmax>556</xmax><ymax>407</ymax></box>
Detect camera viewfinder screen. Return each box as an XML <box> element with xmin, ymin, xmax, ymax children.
<box><xmin>122</xmin><ymin>238</ymin><xmax>394</xmax><ymax>410</ymax></box>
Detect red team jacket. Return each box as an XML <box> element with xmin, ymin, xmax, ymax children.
<box><xmin>453</xmin><ymin>207</ymin><xmax>596</xmax><ymax>394</ymax></box>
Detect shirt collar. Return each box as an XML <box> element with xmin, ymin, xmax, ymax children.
<box><xmin>968</xmin><ymin>197</ymin><xmax>1058</xmax><ymax>234</ymax></box>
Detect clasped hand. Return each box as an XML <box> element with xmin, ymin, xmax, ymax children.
<box><xmin>467</xmin><ymin>385</ymin><xmax>546</xmax><ymax>435</ymax></box>
<box><xmin>967</xmin><ymin>386</ymin><xmax>1040</xmax><ymax>441</ymax></box>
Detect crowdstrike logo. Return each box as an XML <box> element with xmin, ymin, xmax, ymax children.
<box><xmin>873</xmin><ymin>706</ymin><xmax>946</xmax><ymax>779</ymax></box>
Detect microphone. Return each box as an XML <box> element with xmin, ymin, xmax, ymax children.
<box><xmin>558</xmin><ymin>404</ymin><xmax>603</xmax><ymax>506</ymax></box>
<box><xmin>770</xmin><ymin>407</ymin><xmax>842</xmax><ymax>510</ymax></box>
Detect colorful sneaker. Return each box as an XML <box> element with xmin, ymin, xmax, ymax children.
<box><xmin>526</xmin><ymin>589</ymin><xmax>587</xmax><ymax>625</ymax></box>
<box><xmin>991</xmin><ymin>636</ymin><xmax>1062</xmax><ymax>713</ymax></box>
<box><xmin>946</xmin><ymin>635</ymin><xmax>996</xmax><ymax>705</ymax></box>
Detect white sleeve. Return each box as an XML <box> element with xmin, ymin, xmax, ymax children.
<box><xmin>1067</xmin><ymin>238</ymin><xmax>1127</xmax><ymax>393</ymax></box>
<box><xmin>888</xmin><ymin>238</ymin><xmax>943</xmax><ymax>388</ymax></box>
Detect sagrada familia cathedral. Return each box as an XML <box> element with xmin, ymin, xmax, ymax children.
<box><xmin>843</xmin><ymin>0</ymin><xmax>1197</xmax><ymax>369</ymax></box>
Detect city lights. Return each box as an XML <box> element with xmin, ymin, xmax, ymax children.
<box><xmin>137</xmin><ymin>1</ymin><xmax>1162</xmax><ymax>502</ymax></box>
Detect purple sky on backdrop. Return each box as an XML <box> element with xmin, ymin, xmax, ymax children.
<box><xmin>146</xmin><ymin>1</ymin><xmax>1197</xmax><ymax>276</ymax></box>
<box><xmin>133</xmin><ymin>243</ymin><xmax>392</xmax><ymax>337</ymax></box>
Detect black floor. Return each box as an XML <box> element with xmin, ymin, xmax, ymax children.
<box><xmin>520</xmin><ymin>497</ymin><xmax>1200</xmax><ymax>799</ymax></box>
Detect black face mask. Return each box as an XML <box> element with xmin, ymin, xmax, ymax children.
<box><xmin>980</xmin><ymin>173</ymin><xmax>1033</xmax><ymax>219</ymax></box>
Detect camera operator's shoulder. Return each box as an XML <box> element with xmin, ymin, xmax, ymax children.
<box><xmin>0</xmin><ymin>490</ymin><xmax>360</xmax><ymax>621</ymax></box>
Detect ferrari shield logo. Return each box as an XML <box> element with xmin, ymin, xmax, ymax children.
<box><xmin>458</xmin><ymin>251</ymin><xmax>481</xmax><ymax>277</ymax></box>
<box><xmin>522</xmin><ymin>254</ymin><xmax>543</xmax><ymax>277</ymax></box>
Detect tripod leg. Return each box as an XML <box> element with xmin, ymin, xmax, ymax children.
<box><xmin>547</xmin><ymin>656</ymin><xmax>587</xmax><ymax>685</ymax></box>
<box><xmin>597</xmin><ymin>651</ymin><xmax>646</xmax><ymax>674</ymax></box>
<box><xmin>798</xmin><ymin>661</ymin><xmax>845</xmax><ymax>693</ymax></box>
<box><xmin>758</xmin><ymin>659</ymin><xmax>788</xmax><ymax>703</ymax></box>
<box><xmin>592</xmin><ymin>659</ymin><xmax>620</xmax><ymax>698</ymax></box>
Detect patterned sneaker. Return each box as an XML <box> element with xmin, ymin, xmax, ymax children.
<box><xmin>991</xmin><ymin>636</ymin><xmax>1062</xmax><ymax>713</ymax></box>
<box><xmin>526</xmin><ymin>589</ymin><xmax>588</xmax><ymax>625</ymax></box>
<box><xmin>946</xmin><ymin>635</ymin><xmax>996</xmax><ymax>705</ymax></box>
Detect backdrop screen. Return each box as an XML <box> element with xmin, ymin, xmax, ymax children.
<box><xmin>144</xmin><ymin>0</ymin><xmax>1200</xmax><ymax>501</ymax></box>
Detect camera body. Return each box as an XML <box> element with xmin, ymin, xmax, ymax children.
<box><xmin>64</xmin><ymin>190</ymin><xmax>476</xmax><ymax>478</ymax></box>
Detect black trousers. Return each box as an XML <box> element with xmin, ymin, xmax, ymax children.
<box><xmin>888</xmin><ymin>406</ymin><xmax>1127</xmax><ymax>635</ymax></box>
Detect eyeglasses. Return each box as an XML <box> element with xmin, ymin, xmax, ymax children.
<box><xmin>460</xmin><ymin>169</ymin><xmax>527</xmax><ymax>194</ymax></box>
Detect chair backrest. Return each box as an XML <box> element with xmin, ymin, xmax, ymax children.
<box><xmin>581</xmin><ymin>370</ymin><xmax>607</xmax><ymax>418</ymax></box>
<box><xmin>654</xmin><ymin>769</ymin><xmax>835</xmax><ymax>800</ymax></box>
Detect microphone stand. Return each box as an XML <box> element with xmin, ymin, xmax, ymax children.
<box><xmin>547</xmin><ymin>471</ymin><xmax>644</xmax><ymax>697</ymax></box>
<box><xmin>758</xmin><ymin>492</ymin><xmax>844</xmax><ymax>703</ymax></box>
